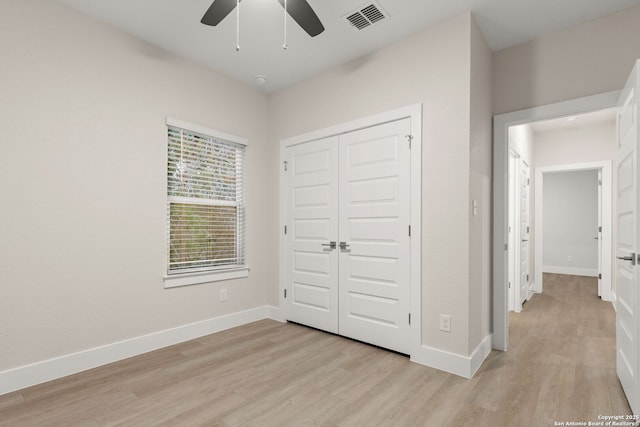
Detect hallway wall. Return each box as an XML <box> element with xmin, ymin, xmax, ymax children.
<box><xmin>493</xmin><ymin>5</ymin><xmax>640</xmax><ymax>114</ymax></box>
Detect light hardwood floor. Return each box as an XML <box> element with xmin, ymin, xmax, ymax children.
<box><xmin>0</xmin><ymin>274</ymin><xmax>631</xmax><ymax>426</ymax></box>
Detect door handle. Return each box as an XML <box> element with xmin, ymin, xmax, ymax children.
<box><xmin>617</xmin><ymin>253</ymin><xmax>637</xmax><ymax>266</ymax></box>
<box><xmin>594</xmin><ymin>237</ymin><xmax>599</xmax><ymax>240</ymax></box>
<box><xmin>321</xmin><ymin>241</ymin><xmax>336</xmax><ymax>250</ymax></box>
<box><xmin>339</xmin><ymin>241</ymin><xmax>351</xmax><ymax>252</ymax></box>
<box><xmin>521</xmin><ymin>239</ymin><xmax>529</xmax><ymax>242</ymax></box>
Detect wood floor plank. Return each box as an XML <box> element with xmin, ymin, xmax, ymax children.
<box><xmin>0</xmin><ymin>391</ymin><xmax>23</xmax><ymax>412</ymax></box>
<box><xmin>0</xmin><ymin>273</ymin><xmax>631</xmax><ymax>426</ymax></box>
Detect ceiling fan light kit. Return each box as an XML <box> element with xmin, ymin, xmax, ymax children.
<box><xmin>201</xmin><ymin>0</ymin><xmax>324</xmax><ymax>51</ymax></box>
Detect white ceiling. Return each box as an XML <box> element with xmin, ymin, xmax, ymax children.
<box><xmin>54</xmin><ymin>0</ymin><xmax>640</xmax><ymax>92</ymax></box>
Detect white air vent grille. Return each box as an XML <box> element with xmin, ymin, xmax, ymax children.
<box><xmin>361</xmin><ymin>5</ymin><xmax>384</xmax><ymax>23</ymax></box>
<box><xmin>345</xmin><ymin>2</ymin><xmax>387</xmax><ymax>30</ymax></box>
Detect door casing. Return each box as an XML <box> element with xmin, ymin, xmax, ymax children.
<box><xmin>533</xmin><ymin>162</ymin><xmax>613</xmax><ymax>301</ymax></box>
<box><xmin>493</xmin><ymin>91</ymin><xmax>620</xmax><ymax>351</ymax></box>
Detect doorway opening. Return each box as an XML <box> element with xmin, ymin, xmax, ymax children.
<box><xmin>534</xmin><ymin>162</ymin><xmax>613</xmax><ymax>302</ymax></box>
<box><xmin>493</xmin><ymin>91</ymin><xmax>620</xmax><ymax>350</ymax></box>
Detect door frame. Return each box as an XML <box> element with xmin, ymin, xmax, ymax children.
<box><xmin>533</xmin><ymin>162</ymin><xmax>613</xmax><ymax>301</ymax></box>
<box><xmin>493</xmin><ymin>91</ymin><xmax>620</xmax><ymax>351</ymax></box>
<box><xmin>278</xmin><ymin>103</ymin><xmax>423</xmax><ymax>357</ymax></box>
<box><xmin>507</xmin><ymin>151</ymin><xmax>519</xmax><ymax>312</ymax></box>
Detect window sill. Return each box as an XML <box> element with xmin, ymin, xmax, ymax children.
<box><xmin>163</xmin><ymin>267</ymin><xmax>250</xmax><ymax>289</ymax></box>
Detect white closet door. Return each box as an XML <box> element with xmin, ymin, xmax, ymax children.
<box><xmin>337</xmin><ymin>118</ymin><xmax>412</xmax><ymax>354</ymax></box>
<box><xmin>284</xmin><ymin>137</ymin><xmax>339</xmax><ymax>333</ymax></box>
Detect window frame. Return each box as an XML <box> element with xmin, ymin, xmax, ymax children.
<box><xmin>163</xmin><ymin>117</ymin><xmax>249</xmax><ymax>288</ymax></box>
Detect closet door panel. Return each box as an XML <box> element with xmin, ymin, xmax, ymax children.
<box><xmin>338</xmin><ymin>118</ymin><xmax>412</xmax><ymax>354</ymax></box>
<box><xmin>284</xmin><ymin>137</ymin><xmax>339</xmax><ymax>333</ymax></box>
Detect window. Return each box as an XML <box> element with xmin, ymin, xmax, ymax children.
<box><xmin>164</xmin><ymin>117</ymin><xmax>248</xmax><ymax>288</ymax></box>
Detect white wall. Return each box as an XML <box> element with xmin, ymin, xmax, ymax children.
<box><xmin>493</xmin><ymin>5</ymin><xmax>640</xmax><ymax>115</ymax></box>
<box><xmin>543</xmin><ymin>170</ymin><xmax>599</xmax><ymax>275</ymax></box>
<box><xmin>534</xmin><ymin>119</ymin><xmax>616</xmax><ymax>167</ymax></box>
<box><xmin>0</xmin><ymin>0</ymin><xmax>271</xmax><ymax>372</ymax></box>
<box><xmin>269</xmin><ymin>13</ymin><xmax>493</xmax><ymax>360</ymax></box>
<box><xmin>508</xmin><ymin>124</ymin><xmax>534</xmax><ymax>165</ymax></box>
<box><xmin>468</xmin><ymin>17</ymin><xmax>493</xmax><ymax>353</ymax></box>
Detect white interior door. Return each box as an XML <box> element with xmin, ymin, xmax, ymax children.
<box><xmin>284</xmin><ymin>137</ymin><xmax>339</xmax><ymax>333</ymax></box>
<box><xmin>337</xmin><ymin>118</ymin><xmax>412</xmax><ymax>354</ymax></box>
<box><xmin>508</xmin><ymin>154</ymin><xmax>518</xmax><ymax>312</ymax></box>
<box><xmin>519</xmin><ymin>159</ymin><xmax>531</xmax><ymax>307</ymax></box>
<box><xmin>616</xmin><ymin>59</ymin><xmax>640</xmax><ymax>415</ymax></box>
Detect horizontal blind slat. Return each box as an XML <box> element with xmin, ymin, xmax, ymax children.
<box><xmin>167</xmin><ymin>124</ymin><xmax>246</xmax><ymax>274</ymax></box>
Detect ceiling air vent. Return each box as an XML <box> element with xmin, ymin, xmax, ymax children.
<box><xmin>345</xmin><ymin>2</ymin><xmax>388</xmax><ymax>30</ymax></box>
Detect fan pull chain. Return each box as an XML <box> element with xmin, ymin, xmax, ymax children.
<box><xmin>236</xmin><ymin>0</ymin><xmax>240</xmax><ymax>51</ymax></box>
<box><xmin>282</xmin><ymin>0</ymin><xmax>288</xmax><ymax>50</ymax></box>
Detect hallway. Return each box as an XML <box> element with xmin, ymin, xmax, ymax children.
<box><xmin>495</xmin><ymin>273</ymin><xmax>630</xmax><ymax>424</ymax></box>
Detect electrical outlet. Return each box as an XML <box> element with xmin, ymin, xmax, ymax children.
<box><xmin>220</xmin><ymin>288</ymin><xmax>228</xmax><ymax>302</ymax></box>
<box><xmin>440</xmin><ymin>314</ymin><xmax>451</xmax><ymax>333</ymax></box>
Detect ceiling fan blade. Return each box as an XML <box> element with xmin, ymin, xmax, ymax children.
<box><xmin>201</xmin><ymin>0</ymin><xmax>238</xmax><ymax>26</ymax></box>
<box><xmin>276</xmin><ymin>0</ymin><xmax>325</xmax><ymax>37</ymax></box>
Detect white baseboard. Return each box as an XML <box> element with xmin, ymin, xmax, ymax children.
<box><xmin>543</xmin><ymin>266</ymin><xmax>598</xmax><ymax>277</ymax></box>
<box><xmin>267</xmin><ymin>305</ymin><xmax>285</xmax><ymax>322</ymax></box>
<box><xmin>2</xmin><ymin>305</ymin><xmax>494</xmax><ymax>395</ymax></box>
<box><xmin>0</xmin><ymin>305</ymin><xmax>277</xmax><ymax>396</ymax></box>
<box><xmin>410</xmin><ymin>334</ymin><xmax>492</xmax><ymax>379</ymax></box>
<box><xmin>527</xmin><ymin>283</ymin><xmax>536</xmax><ymax>300</ymax></box>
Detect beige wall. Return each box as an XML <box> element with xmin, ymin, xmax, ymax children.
<box><xmin>534</xmin><ymin>120</ymin><xmax>616</xmax><ymax>167</ymax></box>
<box><xmin>0</xmin><ymin>0</ymin><xmax>271</xmax><ymax>371</ymax></box>
<box><xmin>468</xmin><ymin>17</ymin><xmax>493</xmax><ymax>352</ymax></box>
<box><xmin>269</xmin><ymin>13</ymin><xmax>493</xmax><ymax>356</ymax></box>
<box><xmin>494</xmin><ymin>5</ymin><xmax>640</xmax><ymax>115</ymax></box>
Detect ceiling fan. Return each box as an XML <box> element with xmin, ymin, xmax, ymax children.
<box><xmin>201</xmin><ymin>0</ymin><xmax>325</xmax><ymax>37</ymax></box>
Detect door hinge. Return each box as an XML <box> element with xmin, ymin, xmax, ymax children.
<box><xmin>599</xmin><ymin>179</ymin><xmax>602</xmax><ymax>186</ymax></box>
<box><xmin>408</xmin><ymin>225</ymin><xmax>411</xmax><ymax>237</ymax></box>
<box><xmin>405</xmin><ymin>134</ymin><xmax>413</xmax><ymax>149</ymax></box>
<box><xmin>408</xmin><ymin>313</ymin><xmax>411</xmax><ymax>325</ymax></box>
<box><xmin>284</xmin><ymin>289</ymin><xmax>287</xmax><ymax>299</ymax></box>
<box><xmin>598</xmin><ymin>273</ymin><xmax>602</xmax><ymax>279</ymax></box>
<box><xmin>527</xmin><ymin>178</ymin><xmax>530</xmax><ymax>185</ymax></box>
<box><xmin>284</xmin><ymin>225</ymin><xmax>287</xmax><ymax>235</ymax></box>
<box><xmin>508</xmin><ymin>281</ymin><xmax>511</xmax><ymax>289</ymax></box>
<box><xmin>283</xmin><ymin>160</ymin><xmax>288</xmax><ymax>172</ymax></box>
<box><xmin>526</xmin><ymin>274</ymin><xmax>529</xmax><ymax>282</ymax></box>
<box><xmin>599</xmin><ymin>226</ymin><xmax>602</xmax><ymax>233</ymax></box>
<box><xmin>526</xmin><ymin>226</ymin><xmax>530</xmax><ymax>233</ymax></box>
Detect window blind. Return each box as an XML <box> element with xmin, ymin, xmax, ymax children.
<box><xmin>167</xmin><ymin>125</ymin><xmax>246</xmax><ymax>274</ymax></box>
